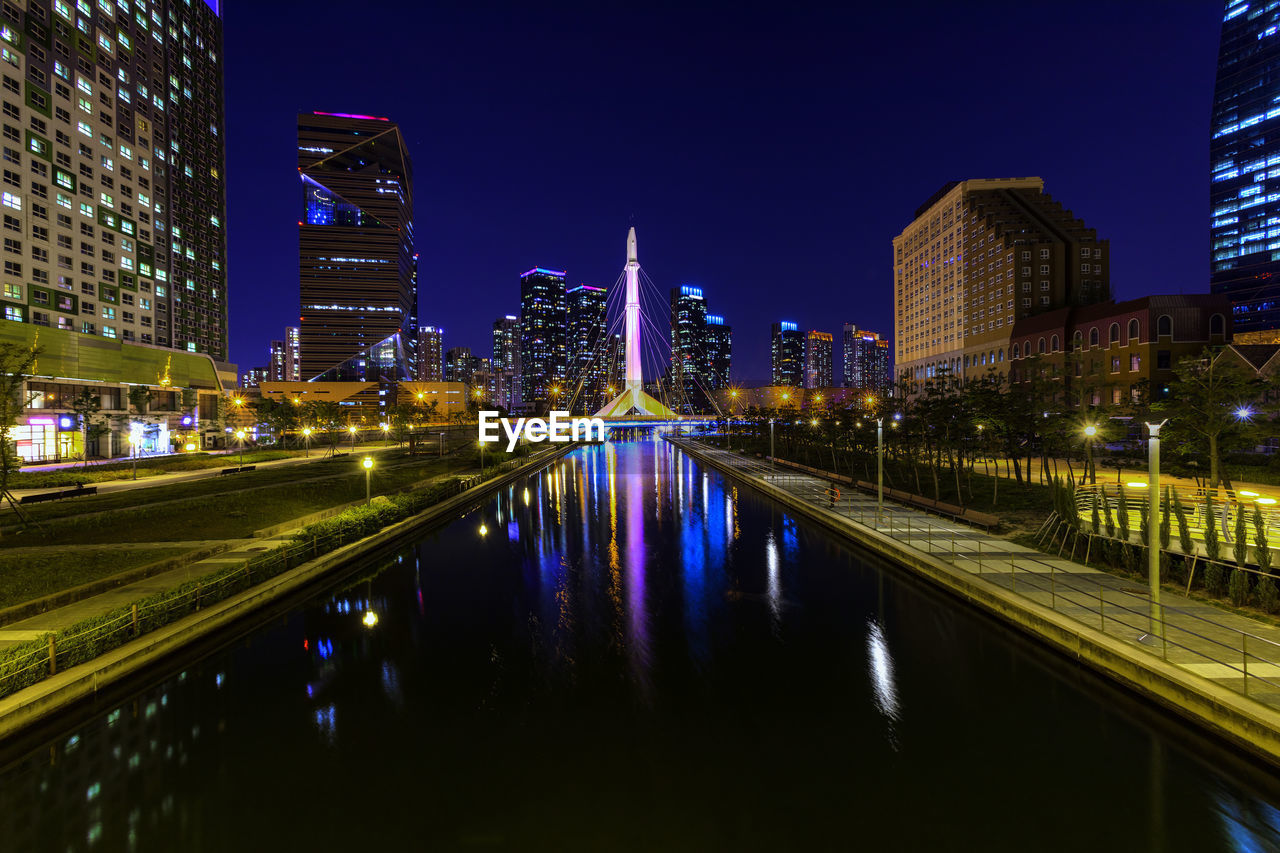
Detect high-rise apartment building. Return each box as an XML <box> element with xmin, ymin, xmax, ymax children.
<box><xmin>519</xmin><ymin>266</ymin><xmax>566</xmax><ymax>412</ymax></box>
<box><xmin>704</xmin><ymin>314</ymin><xmax>732</xmax><ymax>391</ymax></box>
<box><xmin>298</xmin><ymin>111</ymin><xmax>414</xmax><ymax>380</ymax></box>
<box><xmin>0</xmin><ymin>0</ymin><xmax>228</xmax><ymax>358</ymax></box>
<box><xmin>444</xmin><ymin>346</ymin><xmax>473</xmax><ymax>383</ymax></box>
<box><xmin>285</xmin><ymin>325</ymin><xmax>300</xmax><ymax>381</ymax></box>
<box><xmin>1211</xmin><ymin>0</ymin><xmax>1280</xmax><ymax>334</ymax></box>
<box><xmin>566</xmin><ymin>283</ymin><xmax>608</xmax><ymax>413</ymax></box>
<box><xmin>842</xmin><ymin>324</ymin><xmax>891</xmax><ymax>393</ymax></box>
<box><xmin>491</xmin><ymin>314</ymin><xmax>520</xmax><ymax>412</ymax></box>
<box><xmin>894</xmin><ymin>178</ymin><xmax>1109</xmax><ymax>382</ymax></box>
<box><xmin>669</xmin><ymin>285</ymin><xmax>708</xmax><ymax>412</ymax></box>
<box><xmin>771</xmin><ymin>321</ymin><xmax>803</xmax><ymax>387</ymax></box>
<box><xmin>268</xmin><ymin>339</ymin><xmax>286</xmax><ymax>382</ymax></box>
<box><xmin>417</xmin><ymin>324</ymin><xmax>443</xmax><ymax>381</ymax></box>
<box><xmin>804</xmin><ymin>330</ymin><xmax>833</xmax><ymax>388</ymax></box>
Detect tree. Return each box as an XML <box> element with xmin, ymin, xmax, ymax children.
<box><xmin>69</xmin><ymin>388</ymin><xmax>109</xmax><ymax>466</ymax></box>
<box><xmin>1156</xmin><ymin>349</ymin><xmax>1268</xmax><ymax>491</ymax></box>
<box><xmin>0</xmin><ymin>342</ymin><xmax>38</xmax><ymax>522</ymax></box>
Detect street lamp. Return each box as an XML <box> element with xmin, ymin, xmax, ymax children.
<box><xmin>381</xmin><ymin>422</ymin><xmax>390</xmax><ymax>446</ymax></box>
<box><xmin>1083</xmin><ymin>424</ymin><xmax>1098</xmax><ymax>484</ymax></box>
<box><xmin>439</xmin><ymin>432</ymin><xmax>445</xmax><ymax>457</ymax></box>
<box><xmin>348</xmin><ymin>424</ymin><xmax>358</xmax><ymax>453</ymax></box>
<box><xmin>1235</xmin><ymin>406</ymin><xmax>1254</xmax><ymax>421</ymax></box>
<box><xmin>129</xmin><ymin>433</ymin><xmax>138</xmax><ymax>480</ymax></box>
<box><xmin>362</xmin><ymin>455</ymin><xmax>373</xmax><ymax>505</ymax></box>
<box><xmin>235</xmin><ymin>428</ymin><xmax>246</xmax><ymax>468</ymax></box>
<box><xmin>302</xmin><ymin>426</ymin><xmax>312</xmax><ymax>457</ymax></box>
<box><xmin>1145</xmin><ymin>419</ymin><xmax>1168</xmax><ymax>642</ymax></box>
<box><xmin>769</xmin><ymin>418</ymin><xmax>776</xmax><ymax>470</ymax></box>
<box><xmin>876</xmin><ymin>417</ymin><xmax>884</xmax><ymax>521</ymax></box>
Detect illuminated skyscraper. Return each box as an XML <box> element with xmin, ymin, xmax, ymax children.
<box><xmin>843</xmin><ymin>324</ymin><xmax>891</xmax><ymax>393</ymax></box>
<box><xmin>491</xmin><ymin>315</ymin><xmax>520</xmax><ymax>412</ymax></box>
<box><xmin>269</xmin><ymin>339</ymin><xmax>286</xmax><ymax>382</ymax></box>
<box><xmin>0</xmin><ymin>0</ymin><xmax>228</xmax><ymax>358</ymax></box>
<box><xmin>804</xmin><ymin>331</ymin><xmax>833</xmax><ymax>388</ymax></box>
<box><xmin>567</xmin><ymin>284</ymin><xmax>608</xmax><ymax>413</ymax></box>
<box><xmin>1211</xmin><ymin>0</ymin><xmax>1280</xmax><ymax>334</ymax></box>
<box><xmin>519</xmin><ymin>267</ymin><xmax>567</xmax><ymax>411</ymax></box>
<box><xmin>704</xmin><ymin>314</ymin><xmax>732</xmax><ymax>391</ymax></box>
<box><xmin>285</xmin><ymin>326</ymin><xmax>301</xmax><ymax>381</ymax></box>
<box><xmin>298</xmin><ymin>112</ymin><xmax>415</xmax><ymax>380</ymax></box>
<box><xmin>771</xmin><ymin>321</ymin><xmax>803</xmax><ymax>387</ymax></box>
<box><xmin>417</xmin><ymin>325</ymin><xmax>443</xmax><ymax>381</ymax></box>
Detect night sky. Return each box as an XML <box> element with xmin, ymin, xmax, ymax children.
<box><xmin>223</xmin><ymin>1</ymin><xmax>1223</xmax><ymax>381</ymax></box>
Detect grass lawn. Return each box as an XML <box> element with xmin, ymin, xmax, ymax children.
<box><xmin>0</xmin><ymin>452</ymin><xmax>473</xmax><ymax>546</ymax></box>
<box><xmin>10</xmin><ymin>449</ymin><xmax>301</xmax><ymax>488</ymax></box>
<box><xmin>0</xmin><ymin>546</ymin><xmax>195</xmax><ymax>610</ymax></box>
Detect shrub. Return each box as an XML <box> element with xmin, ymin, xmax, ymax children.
<box><xmin>1102</xmin><ymin>490</ymin><xmax>1116</xmax><ymax>539</ymax></box>
<box><xmin>1204</xmin><ymin>493</ymin><xmax>1221</xmax><ymax>562</ymax></box>
<box><xmin>1229</xmin><ymin>568</ymin><xmax>1251</xmax><ymax>607</ymax></box>
<box><xmin>1172</xmin><ymin>490</ymin><xmax>1192</xmax><ymax>555</ymax></box>
<box><xmin>1090</xmin><ymin>492</ymin><xmax>1101</xmax><ymax>536</ymax></box>
<box><xmin>1258</xmin><ymin>576</ymin><xmax>1280</xmax><ymax>614</ymax></box>
<box><xmin>1117</xmin><ymin>487</ymin><xmax>1131</xmax><ymax>543</ymax></box>
<box><xmin>1205</xmin><ymin>562</ymin><xmax>1226</xmax><ymax>597</ymax></box>
<box><xmin>1234</xmin><ymin>504</ymin><xmax>1250</xmax><ymax>568</ymax></box>
<box><xmin>1253</xmin><ymin>506</ymin><xmax>1272</xmax><ymax>575</ymax></box>
<box><xmin>1160</xmin><ymin>487</ymin><xmax>1172</xmax><ymax>551</ymax></box>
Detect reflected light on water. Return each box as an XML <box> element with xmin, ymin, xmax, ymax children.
<box><xmin>766</xmin><ymin>530</ymin><xmax>781</xmax><ymax>627</ymax></box>
<box><xmin>867</xmin><ymin>620</ymin><xmax>900</xmax><ymax>725</ymax></box>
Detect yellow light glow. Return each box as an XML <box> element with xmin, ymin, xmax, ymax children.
<box><xmin>810</xmin><ymin>419</ymin><xmax>818</xmax><ymax>426</ymax></box>
<box><xmin>729</xmin><ymin>390</ymin><xmax>738</xmax><ymax>398</ymax></box>
<box><xmin>362</xmin><ymin>456</ymin><xmax>373</xmax><ymax>470</ymax></box>
<box><xmin>362</xmin><ymin>610</ymin><xmax>378</xmax><ymax>628</ymax></box>
<box><xmin>479</xmin><ymin>522</ymin><xmax>488</xmax><ymax>536</ymax></box>
<box><xmin>781</xmin><ymin>393</ymin><xmax>790</xmax><ymax>401</ymax></box>
<box><xmin>184</xmin><ymin>442</ymin><xmax>196</xmax><ymax>451</ymax></box>
<box><xmin>1126</xmin><ymin>481</ymin><xmax>1148</xmax><ymax>488</ymax></box>
<box><xmin>1083</xmin><ymin>425</ymin><xmax>1097</xmax><ymax>437</ymax></box>
<box><xmin>235</xmin><ymin>430</ymin><xmax>245</xmax><ymax>440</ymax></box>
<box><xmin>381</xmin><ymin>423</ymin><xmax>389</xmax><ymax>431</ymax></box>
<box><xmin>416</xmin><ymin>392</ymin><xmax>424</xmax><ymax>400</ymax></box>
<box><xmin>348</xmin><ymin>426</ymin><xmax>357</xmax><ymax>434</ymax></box>
<box><xmin>814</xmin><ymin>394</ymin><xmax>822</xmax><ymax>403</ymax></box>
<box><xmin>232</xmin><ymin>397</ymin><xmax>242</xmax><ymax>406</ymax></box>
<box><xmin>1240</xmin><ymin>490</ymin><xmax>1259</xmax><ymax>498</ymax></box>
<box><xmin>1257</xmin><ymin>497</ymin><xmax>1277</xmax><ymax>505</ymax></box>
<box><xmin>302</xmin><ymin>427</ymin><xmax>312</xmax><ymax>436</ymax></box>
<box><xmin>864</xmin><ymin>395</ymin><xmax>876</xmax><ymax>407</ymax></box>
<box><xmin>292</xmin><ymin>397</ymin><xmax>300</xmax><ymax>404</ymax></box>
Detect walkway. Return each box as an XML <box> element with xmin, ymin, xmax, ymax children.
<box><xmin>673</xmin><ymin>439</ymin><xmax>1280</xmax><ymax>711</ymax></box>
<box><xmin>7</xmin><ymin>444</ymin><xmax>403</xmax><ymax>499</ymax></box>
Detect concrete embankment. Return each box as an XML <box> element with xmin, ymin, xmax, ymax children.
<box><xmin>0</xmin><ymin>447</ymin><xmax>571</xmax><ymax>742</ymax></box>
<box><xmin>671</xmin><ymin>438</ymin><xmax>1280</xmax><ymax>770</ymax></box>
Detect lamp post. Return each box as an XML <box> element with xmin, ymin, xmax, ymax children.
<box><xmin>235</xmin><ymin>428</ymin><xmax>246</xmax><ymax>469</ymax></box>
<box><xmin>769</xmin><ymin>418</ymin><xmax>775</xmax><ymax>471</ymax></box>
<box><xmin>302</xmin><ymin>426</ymin><xmax>312</xmax><ymax>458</ymax></box>
<box><xmin>439</xmin><ymin>432</ymin><xmax>445</xmax><ymax>457</ymax></box>
<box><xmin>1083</xmin><ymin>424</ymin><xmax>1098</xmax><ymax>485</ymax></box>
<box><xmin>876</xmin><ymin>417</ymin><xmax>884</xmax><ymax>521</ymax></box>
<box><xmin>381</xmin><ymin>422</ymin><xmax>390</xmax><ymax>447</ymax></box>
<box><xmin>348</xmin><ymin>424</ymin><xmax>358</xmax><ymax>453</ymax></box>
<box><xmin>1146</xmin><ymin>419</ymin><xmax>1168</xmax><ymax>641</ymax></box>
<box><xmin>129</xmin><ymin>434</ymin><xmax>137</xmax><ymax>480</ymax></box>
<box><xmin>362</xmin><ymin>455</ymin><xmax>373</xmax><ymax>505</ymax></box>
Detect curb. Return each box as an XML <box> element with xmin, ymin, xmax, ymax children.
<box><xmin>672</xmin><ymin>438</ymin><xmax>1280</xmax><ymax>769</ymax></box>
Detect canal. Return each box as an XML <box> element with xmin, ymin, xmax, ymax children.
<box><xmin>2</xmin><ymin>437</ymin><xmax>1279</xmax><ymax>851</ymax></box>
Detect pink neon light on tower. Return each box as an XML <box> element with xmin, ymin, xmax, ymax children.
<box><xmin>624</xmin><ymin>227</ymin><xmax>641</xmax><ymax>392</ymax></box>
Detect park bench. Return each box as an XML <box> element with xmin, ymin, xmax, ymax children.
<box><xmin>219</xmin><ymin>465</ymin><xmax>256</xmax><ymax>476</ymax></box>
<box><xmin>19</xmin><ymin>484</ymin><xmax>98</xmax><ymax>504</ymax></box>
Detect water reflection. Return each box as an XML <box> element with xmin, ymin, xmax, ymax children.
<box><xmin>3</xmin><ymin>437</ymin><xmax>1280</xmax><ymax>851</ymax></box>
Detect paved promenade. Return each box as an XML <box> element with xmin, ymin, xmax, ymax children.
<box><xmin>673</xmin><ymin>439</ymin><xmax>1280</xmax><ymax>711</ymax></box>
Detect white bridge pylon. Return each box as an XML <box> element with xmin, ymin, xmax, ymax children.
<box><xmin>595</xmin><ymin>227</ymin><xmax>679</xmax><ymax>419</ymax></box>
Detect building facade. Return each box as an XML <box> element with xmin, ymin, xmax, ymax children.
<box><xmin>1211</xmin><ymin>0</ymin><xmax>1280</xmax><ymax>335</ymax></box>
<box><xmin>842</xmin><ymin>324</ymin><xmax>891</xmax><ymax>393</ymax></box>
<box><xmin>416</xmin><ymin>324</ymin><xmax>442</xmax><ymax>381</ymax></box>
<box><xmin>1008</xmin><ymin>295</ymin><xmax>1232</xmax><ymax>409</ymax></box>
<box><xmin>297</xmin><ymin>111</ymin><xmax>414</xmax><ymax>381</ymax></box>
<box><xmin>704</xmin><ymin>314</ymin><xmax>731</xmax><ymax>392</ymax></box>
<box><xmin>285</xmin><ymin>325</ymin><xmax>300</xmax><ymax>381</ymax></box>
<box><xmin>490</xmin><ymin>314</ymin><xmax>520</xmax><ymax>412</ymax></box>
<box><xmin>804</xmin><ymin>330</ymin><xmax>833</xmax><ymax>389</ymax></box>
<box><xmin>894</xmin><ymin>178</ymin><xmax>1042</xmax><ymax>381</ymax></box>
<box><xmin>0</xmin><ymin>0</ymin><xmax>228</xmax><ymax>359</ymax></box>
<box><xmin>770</xmin><ymin>320</ymin><xmax>803</xmax><ymax>387</ymax></box>
<box><xmin>566</xmin><ymin>283</ymin><xmax>607</xmax><ymax>413</ymax></box>
<box><xmin>519</xmin><ymin>266</ymin><xmax>566</xmax><ymax>412</ymax></box>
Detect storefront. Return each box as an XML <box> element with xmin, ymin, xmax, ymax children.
<box><xmin>12</xmin><ymin>414</ymin><xmax>81</xmax><ymax>463</ymax></box>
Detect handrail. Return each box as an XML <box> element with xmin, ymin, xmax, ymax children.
<box><xmin>671</xmin><ymin>437</ymin><xmax>1280</xmax><ymax>709</ymax></box>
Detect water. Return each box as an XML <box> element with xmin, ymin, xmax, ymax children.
<box><xmin>2</xmin><ymin>438</ymin><xmax>1280</xmax><ymax>851</ymax></box>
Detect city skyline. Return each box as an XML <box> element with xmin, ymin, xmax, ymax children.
<box><xmin>222</xmin><ymin>1</ymin><xmax>1221</xmax><ymax>379</ymax></box>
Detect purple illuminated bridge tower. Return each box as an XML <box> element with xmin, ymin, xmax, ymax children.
<box><xmin>595</xmin><ymin>228</ymin><xmax>678</xmax><ymax>419</ymax></box>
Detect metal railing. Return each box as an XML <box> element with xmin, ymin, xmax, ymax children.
<box><xmin>670</xmin><ymin>437</ymin><xmax>1280</xmax><ymax>709</ymax></box>
<box><xmin>0</xmin><ymin>448</ymin><xmax>565</xmax><ymax>702</ymax></box>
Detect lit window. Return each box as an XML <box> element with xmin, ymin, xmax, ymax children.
<box><xmin>1</xmin><ymin>191</ymin><xmax>19</xmax><ymax>210</ymax></box>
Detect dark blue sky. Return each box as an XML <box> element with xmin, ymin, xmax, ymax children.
<box><xmin>224</xmin><ymin>1</ymin><xmax>1223</xmax><ymax>380</ymax></box>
